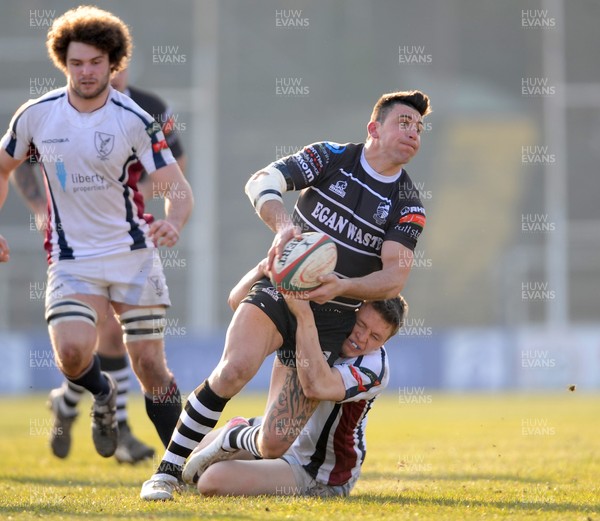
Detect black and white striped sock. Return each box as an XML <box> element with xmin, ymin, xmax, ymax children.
<box><xmin>155</xmin><ymin>379</ymin><xmax>229</xmax><ymax>479</ymax></box>
<box><xmin>58</xmin><ymin>380</ymin><xmax>85</xmax><ymax>417</ymax></box>
<box><xmin>223</xmin><ymin>424</ymin><xmax>262</xmax><ymax>458</ymax></box>
<box><xmin>97</xmin><ymin>354</ymin><xmax>130</xmax><ymax>425</ymax></box>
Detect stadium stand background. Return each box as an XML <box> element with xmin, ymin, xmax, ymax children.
<box><xmin>1</xmin><ymin>0</ymin><xmax>599</xmax><ymax>393</ymax></box>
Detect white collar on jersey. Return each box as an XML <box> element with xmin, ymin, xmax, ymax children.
<box><xmin>360</xmin><ymin>149</ymin><xmax>404</xmax><ymax>183</ymax></box>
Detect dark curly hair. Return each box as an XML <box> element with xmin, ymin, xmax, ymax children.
<box><xmin>46</xmin><ymin>5</ymin><xmax>132</xmax><ymax>73</ymax></box>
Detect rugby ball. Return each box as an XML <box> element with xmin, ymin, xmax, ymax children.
<box><xmin>271</xmin><ymin>232</ymin><xmax>337</xmax><ymax>292</ymax></box>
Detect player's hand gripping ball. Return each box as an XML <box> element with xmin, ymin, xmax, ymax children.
<box><xmin>271</xmin><ymin>232</ymin><xmax>337</xmax><ymax>292</ymax></box>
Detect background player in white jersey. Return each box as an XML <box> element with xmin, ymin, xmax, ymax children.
<box><xmin>10</xmin><ymin>67</ymin><xmax>188</xmax><ymax>464</ymax></box>
<box><xmin>193</xmin><ymin>291</ymin><xmax>405</xmax><ymax>497</ymax></box>
<box><xmin>142</xmin><ymin>90</ymin><xmax>429</xmax><ymax>499</ymax></box>
<box><xmin>0</xmin><ymin>6</ymin><xmax>193</xmax><ymax>459</ymax></box>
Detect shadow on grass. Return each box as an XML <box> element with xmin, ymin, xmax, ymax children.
<box><xmin>342</xmin><ymin>493</ymin><xmax>599</xmax><ymax>514</ymax></box>
<box><xmin>0</xmin><ymin>489</ymin><xmax>246</xmax><ymax>520</ymax></box>
<box><xmin>0</xmin><ymin>505</ymin><xmax>247</xmax><ymax>520</ymax></box>
<box><xmin>2</xmin><ymin>492</ymin><xmax>595</xmax><ymax>518</ymax></box>
<box><xmin>362</xmin><ymin>470</ymin><xmax>548</xmax><ymax>484</ymax></box>
<box><xmin>5</xmin><ymin>475</ymin><xmax>143</xmax><ymax>488</ymax></box>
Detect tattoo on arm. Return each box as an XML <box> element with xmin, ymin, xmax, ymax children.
<box><xmin>265</xmin><ymin>368</ymin><xmax>319</xmax><ymax>444</ymax></box>
<box><xmin>12</xmin><ymin>163</ymin><xmax>45</xmax><ymax>206</ymax></box>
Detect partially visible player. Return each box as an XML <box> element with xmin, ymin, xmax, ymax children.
<box><xmin>193</xmin><ymin>293</ymin><xmax>406</xmax><ymax>497</ymax></box>
<box><xmin>11</xmin><ymin>67</ymin><xmax>187</xmax><ymax>463</ymax></box>
<box><xmin>0</xmin><ymin>6</ymin><xmax>193</xmax><ymax>459</ymax></box>
<box><xmin>109</xmin><ymin>68</ymin><xmax>187</xmax><ymax>200</ymax></box>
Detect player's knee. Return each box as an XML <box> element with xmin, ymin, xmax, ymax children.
<box><xmin>130</xmin><ymin>349</ymin><xmax>158</xmax><ymax>374</ymax></box>
<box><xmin>45</xmin><ymin>299</ymin><xmax>98</xmax><ymax>375</ymax></box>
<box><xmin>212</xmin><ymin>358</ymin><xmax>256</xmax><ymax>395</ymax></box>
<box><xmin>196</xmin><ymin>464</ymin><xmax>229</xmax><ymax>496</ymax></box>
<box><xmin>129</xmin><ymin>349</ymin><xmax>170</xmax><ymax>387</ymax></box>
<box><xmin>56</xmin><ymin>343</ymin><xmax>87</xmax><ymax>375</ymax></box>
<box><xmin>221</xmin><ymin>359</ymin><xmax>253</xmax><ymax>384</ymax></box>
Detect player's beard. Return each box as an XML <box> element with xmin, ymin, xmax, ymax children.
<box><xmin>70</xmin><ymin>73</ymin><xmax>110</xmax><ymax>101</ymax></box>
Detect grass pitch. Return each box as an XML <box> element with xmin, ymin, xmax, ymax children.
<box><xmin>0</xmin><ymin>392</ymin><xmax>598</xmax><ymax>520</ymax></box>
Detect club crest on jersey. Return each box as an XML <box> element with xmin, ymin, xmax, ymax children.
<box><xmin>148</xmin><ymin>276</ymin><xmax>164</xmax><ymax>296</ymax></box>
<box><xmin>329</xmin><ymin>180</ymin><xmax>347</xmax><ymax>197</ymax></box>
<box><xmin>373</xmin><ymin>201</ymin><xmax>390</xmax><ymax>225</ymax></box>
<box><xmin>95</xmin><ymin>131</ymin><xmax>114</xmax><ymax>160</ymax></box>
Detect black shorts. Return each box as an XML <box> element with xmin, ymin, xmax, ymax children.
<box><xmin>241</xmin><ymin>277</ymin><xmax>356</xmax><ymax>367</ymax></box>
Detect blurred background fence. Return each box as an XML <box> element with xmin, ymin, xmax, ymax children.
<box><xmin>1</xmin><ymin>0</ymin><xmax>598</xmax><ymax>393</ymax></box>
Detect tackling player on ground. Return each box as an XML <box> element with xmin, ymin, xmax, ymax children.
<box><xmin>193</xmin><ymin>275</ymin><xmax>407</xmax><ymax>497</ymax></box>
<box><xmin>188</xmin><ymin>261</ymin><xmax>406</xmax><ymax>497</ymax></box>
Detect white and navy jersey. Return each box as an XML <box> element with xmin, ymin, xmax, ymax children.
<box><xmin>266</xmin><ymin>142</ymin><xmax>426</xmax><ymax>308</ymax></box>
<box><xmin>286</xmin><ymin>346</ymin><xmax>389</xmax><ymax>487</ymax></box>
<box><xmin>0</xmin><ymin>86</ymin><xmax>176</xmax><ymax>263</ymax></box>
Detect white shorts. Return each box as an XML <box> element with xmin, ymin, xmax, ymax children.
<box><xmin>281</xmin><ymin>454</ymin><xmax>358</xmax><ymax>497</ymax></box>
<box><xmin>45</xmin><ymin>249</ymin><xmax>171</xmax><ymax>308</ymax></box>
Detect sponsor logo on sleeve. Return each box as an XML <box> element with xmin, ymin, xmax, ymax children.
<box><xmin>398</xmin><ymin>213</ymin><xmax>426</xmax><ymax>228</ymax></box>
<box><xmin>324</xmin><ymin>142</ymin><xmax>346</xmax><ymax>154</ymax></box>
<box><xmin>399</xmin><ymin>206</ymin><xmax>426</xmax><ymax>228</ymax></box>
<box><xmin>152</xmin><ymin>139</ymin><xmax>169</xmax><ymax>153</ymax></box>
<box><xmin>161</xmin><ymin>115</ymin><xmax>176</xmax><ymax>135</ymax></box>
<box><xmin>295</xmin><ymin>154</ymin><xmax>315</xmax><ymax>183</ymax></box>
<box><xmin>146</xmin><ymin>121</ymin><xmax>163</xmax><ymax>137</ymax></box>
